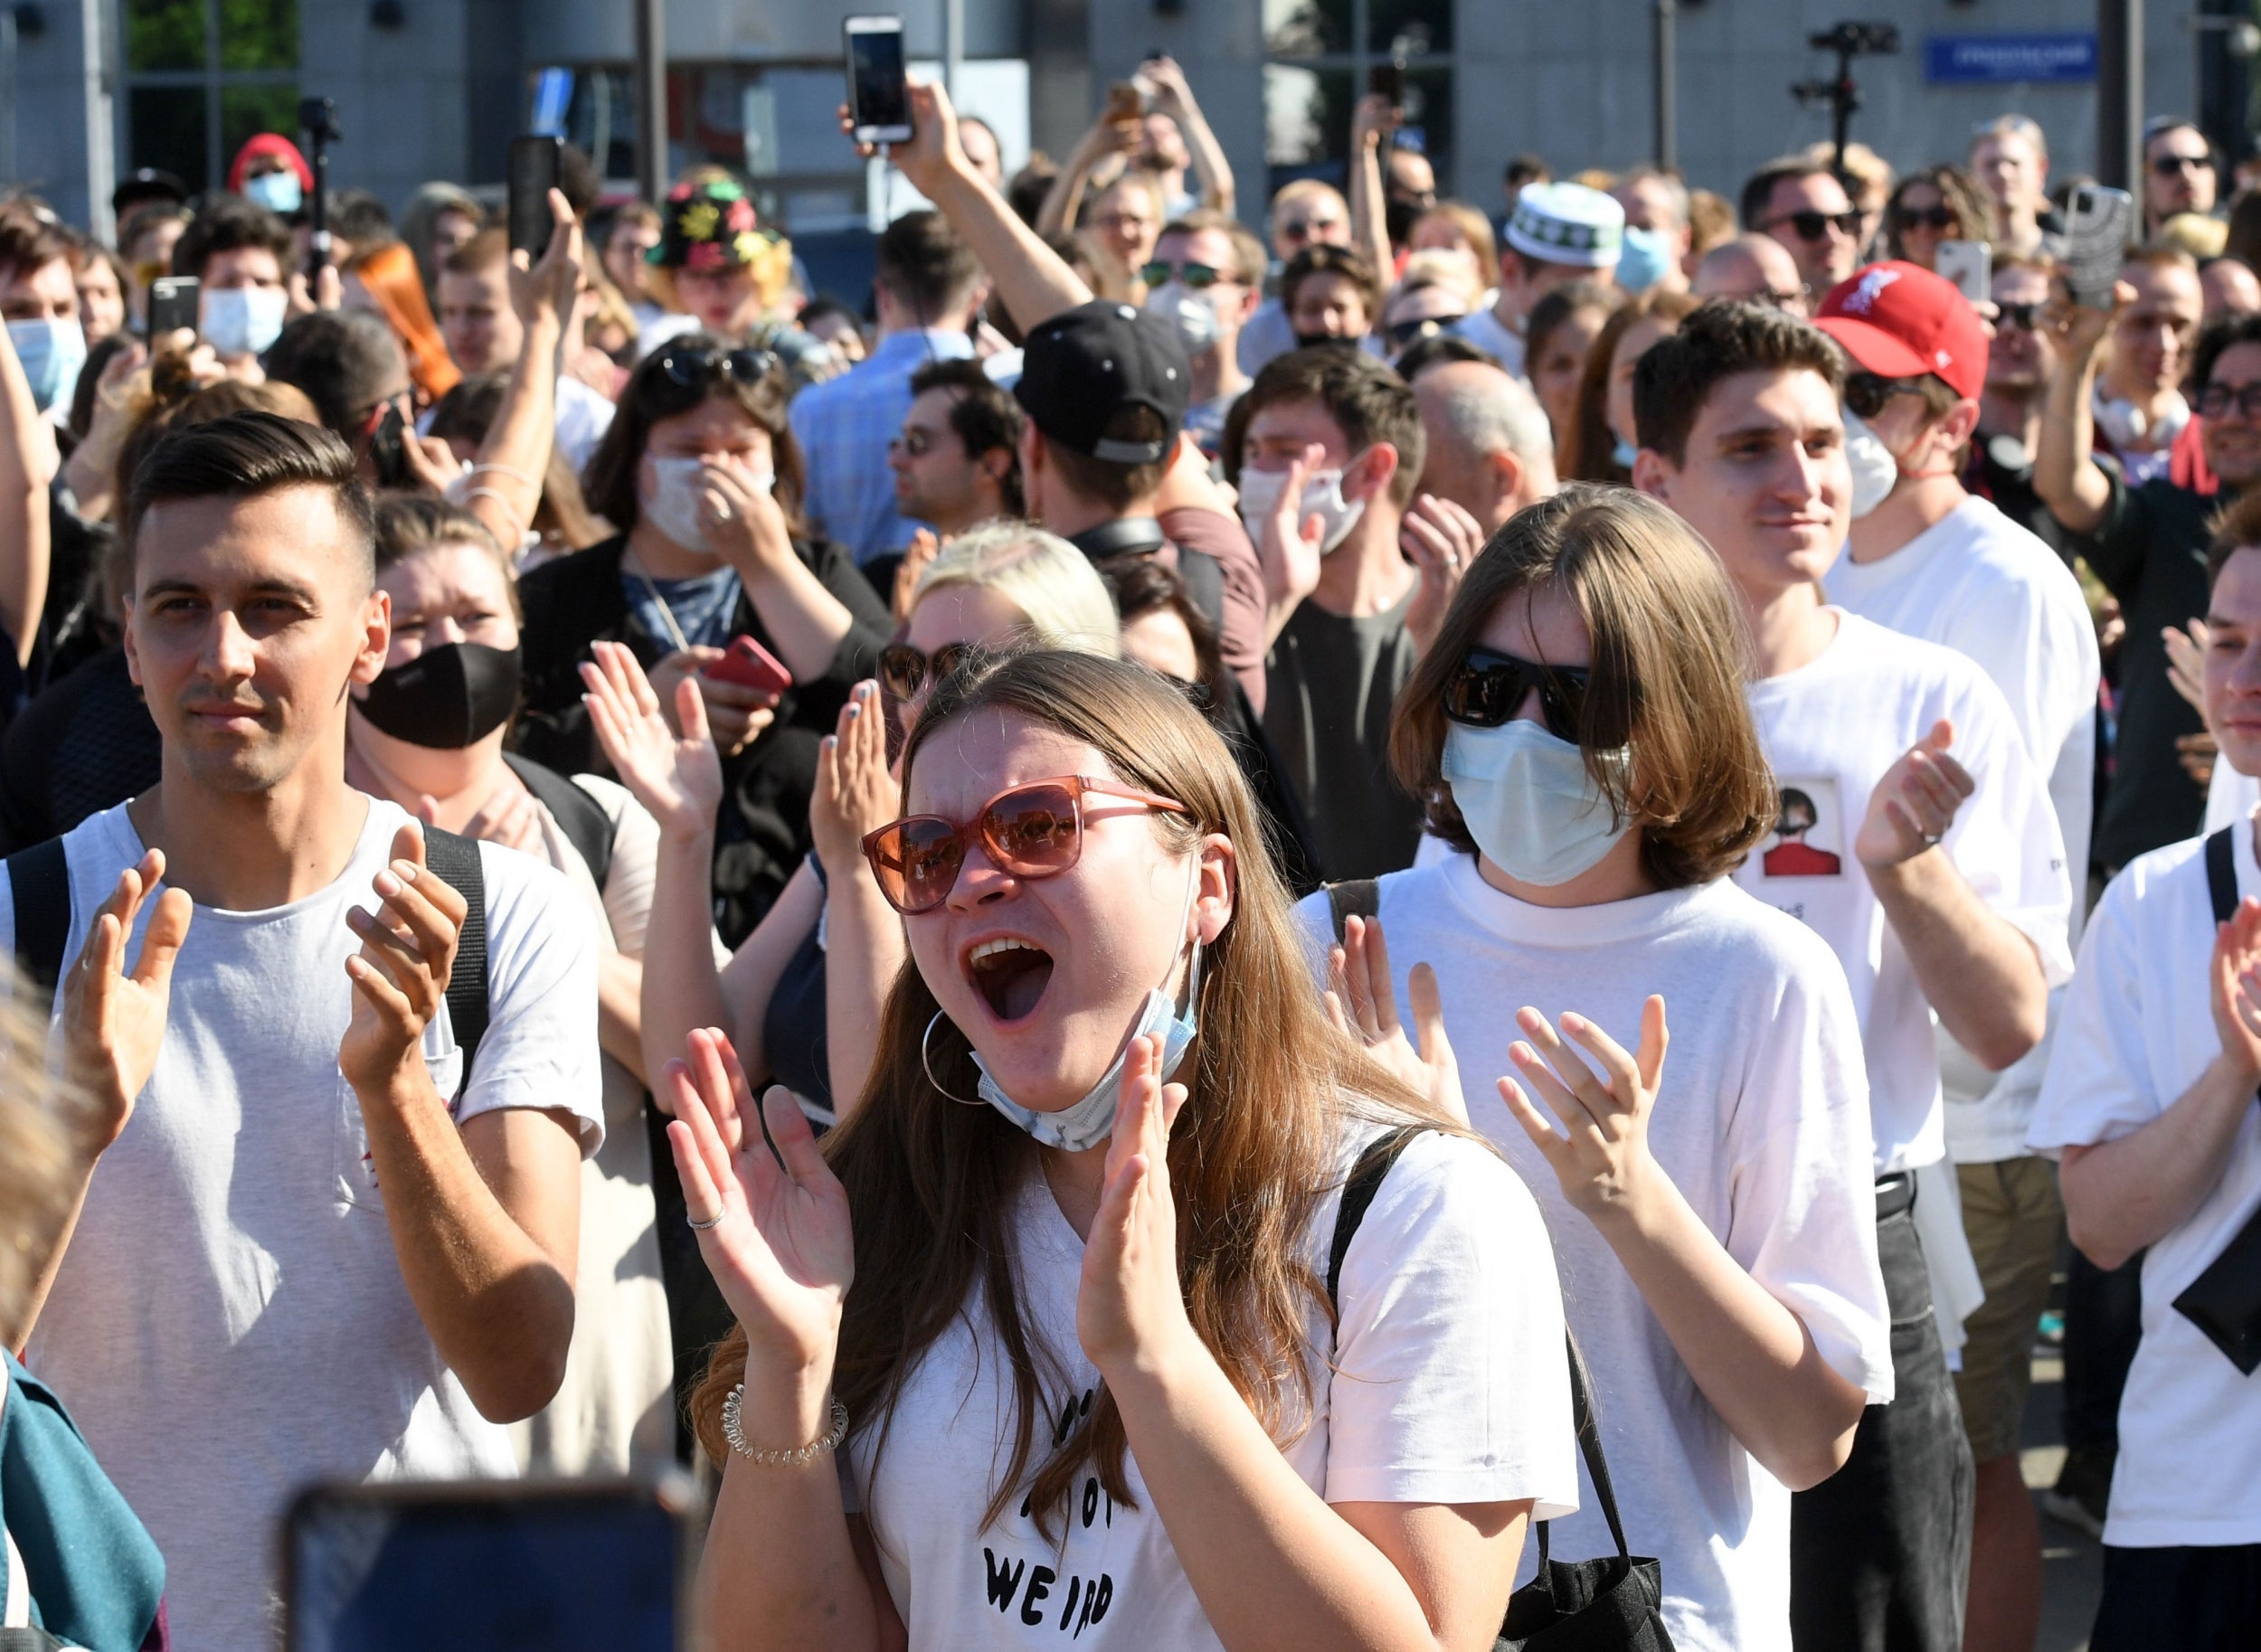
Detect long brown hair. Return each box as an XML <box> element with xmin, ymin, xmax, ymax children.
<box><xmin>1564</xmin><ymin>288</ymin><xmax>1699</xmax><ymax>483</ymax></box>
<box><xmin>691</xmin><ymin>652</ymin><xmax>1443</xmax><ymax>1531</ymax></box>
<box><xmin>1390</xmin><ymin>486</ymin><xmax>1777</xmax><ymax>890</ymax></box>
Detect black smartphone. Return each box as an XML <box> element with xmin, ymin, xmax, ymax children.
<box><xmin>844</xmin><ymin>14</ymin><xmax>913</xmax><ymax>145</ymax></box>
<box><xmin>508</xmin><ymin>135</ymin><xmax>564</xmax><ymax>260</ymax></box>
<box><xmin>1368</xmin><ymin>61</ymin><xmax>1405</xmax><ymax>109</ymax></box>
<box><xmin>284</xmin><ymin>1476</ymin><xmax>698</xmax><ymax>1651</ymax></box>
<box><xmin>147</xmin><ymin>276</ymin><xmax>199</xmax><ymax>340</ymax></box>
<box><xmin>369</xmin><ymin>404</ymin><xmax>409</xmax><ymax>488</ymax></box>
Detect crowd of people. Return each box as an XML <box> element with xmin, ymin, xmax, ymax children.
<box><xmin>0</xmin><ymin>54</ymin><xmax>2256</xmax><ymax>1652</ymax></box>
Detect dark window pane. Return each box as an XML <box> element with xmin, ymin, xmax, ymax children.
<box><xmin>220</xmin><ymin>0</ymin><xmax>297</xmax><ymax>71</ymax></box>
<box><xmin>1264</xmin><ymin>0</ymin><xmax>1348</xmax><ymax>58</ymax></box>
<box><xmin>130</xmin><ymin>84</ymin><xmax>211</xmax><ymax>194</ymax></box>
<box><xmin>1394</xmin><ymin>67</ymin><xmax>1453</xmax><ymax>186</ymax></box>
<box><xmin>221</xmin><ymin>83</ymin><xmax>301</xmax><ymax>165</ymax></box>
<box><xmin>1371</xmin><ymin>0</ymin><xmax>1452</xmax><ymax>56</ymax></box>
<box><xmin>127</xmin><ymin>0</ymin><xmax>205</xmax><ymax>73</ymax></box>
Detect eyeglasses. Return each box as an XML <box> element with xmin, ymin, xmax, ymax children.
<box><xmin>2197</xmin><ymin>382</ymin><xmax>2261</xmax><ymax>420</ymax></box>
<box><xmin>1140</xmin><ymin>260</ymin><xmax>1225</xmax><ymax>288</ymax></box>
<box><xmin>1762</xmin><ymin>209</ymin><xmax>1862</xmax><ymax>242</ymax></box>
<box><xmin>1386</xmin><ymin>313</ymin><xmax>1464</xmax><ymax>346</ymax></box>
<box><xmin>1994</xmin><ymin>301</ymin><xmax>2043</xmax><ymax>333</ymax></box>
<box><xmin>1442</xmin><ymin>647</ymin><xmax>1594</xmax><ymax>741</ymax></box>
<box><xmin>2152</xmin><ymin>153</ymin><xmax>2213</xmax><ymax>177</ymax></box>
<box><xmin>878</xmin><ymin>639</ymin><xmax>975</xmax><ymax>701</ymax></box>
<box><xmin>652</xmin><ymin>344</ymin><xmax>778</xmax><ymax>391</ymax></box>
<box><xmin>889</xmin><ymin>427</ymin><xmax>940</xmax><ymax>458</ymax></box>
<box><xmin>1844</xmin><ymin>371</ymin><xmax>1928</xmax><ymax>421</ymax></box>
<box><xmin>860</xmin><ymin>774</ymin><xmax>1189</xmax><ymax>915</ymax></box>
<box><xmin>1893</xmin><ymin>204</ymin><xmax>1957</xmax><ymax>231</ymax></box>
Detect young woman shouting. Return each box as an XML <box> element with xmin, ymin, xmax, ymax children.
<box><xmin>665</xmin><ymin>651</ymin><xmax>1576</xmax><ymax>1651</ymax></box>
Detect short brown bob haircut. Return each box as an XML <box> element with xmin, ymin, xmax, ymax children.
<box><xmin>581</xmin><ymin>329</ymin><xmax>808</xmax><ymax>536</ymax></box>
<box><xmin>1389</xmin><ymin>484</ymin><xmax>1778</xmax><ymax>890</ymax></box>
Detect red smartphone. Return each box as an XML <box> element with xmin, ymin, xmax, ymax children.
<box><xmin>703</xmin><ymin>635</ymin><xmax>793</xmax><ymax>694</ymax></box>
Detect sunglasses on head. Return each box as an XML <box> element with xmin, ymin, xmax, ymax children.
<box><xmin>879</xmin><ymin>640</ymin><xmax>976</xmax><ymax>701</ymax></box>
<box><xmin>1765</xmin><ymin>209</ymin><xmax>1862</xmax><ymax>241</ymax></box>
<box><xmin>652</xmin><ymin>344</ymin><xmax>778</xmax><ymax>392</ymax></box>
<box><xmin>1140</xmin><ymin>260</ymin><xmax>1225</xmax><ymax>288</ymax></box>
<box><xmin>1386</xmin><ymin>313</ymin><xmax>1464</xmax><ymax>346</ymax></box>
<box><xmin>1844</xmin><ymin>371</ymin><xmax>1928</xmax><ymax>420</ymax></box>
<box><xmin>1994</xmin><ymin>301</ymin><xmax>2042</xmax><ymax>332</ymax></box>
<box><xmin>1894</xmin><ymin>203</ymin><xmax>1957</xmax><ymax>231</ymax></box>
<box><xmin>861</xmin><ymin>775</ymin><xmax>1189</xmax><ymax>916</ymax></box>
<box><xmin>1442</xmin><ymin>647</ymin><xmax>1594</xmax><ymax>741</ymax></box>
<box><xmin>2197</xmin><ymin>382</ymin><xmax>2261</xmax><ymax>420</ymax></box>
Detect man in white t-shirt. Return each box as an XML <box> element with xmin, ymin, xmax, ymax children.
<box><xmin>2029</xmin><ymin>496</ymin><xmax>2261</xmax><ymax>1649</ymax></box>
<box><xmin>1812</xmin><ymin>260</ymin><xmax>2101</xmax><ymax>1652</ymax></box>
<box><xmin>1634</xmin><ymin>302</ymin><xmax>2074</xmax><ymax>1652</ymax></box>
<box><xmin>6</xmin><ymin>411</ymin><xmax>601</xmax><ymax>1649</ymax></box>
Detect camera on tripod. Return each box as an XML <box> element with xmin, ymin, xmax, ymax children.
<box><xmin>1808</xmin><ymin>22</ymin><xmax>1900</xmax><ymax>58</ymax></box>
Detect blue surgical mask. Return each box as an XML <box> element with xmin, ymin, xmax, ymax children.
<box><xmin>1611</xmin><ymin>436</ymin><xmax>1639</xmax><ymax>470</ymax></box>
<box><xmin>1442</xmin><ymin>719</ymin><xmax>1632</xmax><ymax>887</ymax></box>
<box><xmin>243</xmin><ymin>170</ymin><xmax>303</xmax><ymax>216</ymax></box>
<box><xmin>966</xmin><ymin>865</ymin><xmax>1205</xmax><ymax>1153</ymax></box>
<box><xmin>1614</xmin><ymin>225</ymin><xmax>1676</xmax><ymax>294</ymax></box>
<box><xmin>6</xmin><ymin>316</ymin><xmax>87</xmax><ymax>414</ymax></box>
<box><xmin>200</xmin><ymin>285</ymin><xmax>289</xmax><ymax>359</ymax></box>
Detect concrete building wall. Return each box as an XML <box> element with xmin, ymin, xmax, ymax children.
<box><xmin>8</xmin><ymin>1</ymin><xmax>103</xmax><ymax>227</ymax></box>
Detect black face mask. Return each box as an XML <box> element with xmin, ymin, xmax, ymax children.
<box><xmin>1384</xmin><ymin>194</ymin><xmax>1421</xmax><ymax>249</ymax></box>
<box><xmin>1293</xmin><ymin>332</ymin><xmax>1359</xmax><ymax>353</ymax></box>
<box><xmin>355</xmin><ymin>642</ymin><xmax>522</xmax><ymax>749</ymax></box>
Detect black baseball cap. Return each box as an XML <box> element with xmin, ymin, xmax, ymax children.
<box><xmin>112</xmin><ymin>168</ymin><xmax>189</xmax><ymax>216</ymax></box>
<box><xmin>1013</xmin><ymin>301</ymin><xmax>1189</xmax><ymax>463</ymax></box>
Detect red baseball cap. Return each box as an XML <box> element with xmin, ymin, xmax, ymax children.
<box><xmin>1813</xmin><ymin>260</ymin><xmax>1988</xmax><ymax>401</ymax></box>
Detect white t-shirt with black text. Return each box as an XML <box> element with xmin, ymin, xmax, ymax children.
<box><xmin>1296</xmin><ymin>862</ymin><xmax>1892</xmax><ymax>1652</ymax></box>
<box><xmin>847</xmin><ymin>1117</ymin><xmax>1577</xmax><ymax>1650</ymax></box>
<box><xmin>1823</xmin><ymin>496</ymin><xmax>2100</xmax><ymax>1163</ymax></box>
<box><xmin>10</xmin><ymin>798</ymin><xmax>604</xmax><ymax>1651</ymax></box>
<box><xmin>1736</xmin><ymin>611</ymin><xmax>2075</xmax><ymax>1174</ymax></box>
<box><xmin>2028</xmin><ymin>816</ymin><xmax>2261</xmax><ymax>1547</ymax></box>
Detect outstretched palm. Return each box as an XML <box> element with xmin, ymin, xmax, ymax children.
<box><xmin>580</xmin><ymin>639</ymin><xmax>724</xmax><ymax>838</ymax></box>
<box><xmin>664</xmin><ymin>1028</ymin><xmax>854</xmax><ymax>1371</ymax></box>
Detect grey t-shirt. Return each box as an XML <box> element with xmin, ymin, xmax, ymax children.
<box><xmin>1263</xmin><ymin>585</ymin><xmax>1424</xmax><ymax>880</ymax></box>
<box><xmin>9</xmin><ymin>798</ymin><xmax>603</xmax><ymax>1649</ymax></box>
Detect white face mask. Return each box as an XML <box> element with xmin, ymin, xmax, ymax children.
<box><xmin>200</xmin><ymin>285</ymin><xmax>289</xmax><ymax>359</ymax></box>
<box><xmin>1145</xmin><ymin>282</ymin><xmax>1219</xmax><ymax>355</ymax></box>
<box><xmin>1840</xmin><ymin>407</ymin><xmax>1899</xmax><ymax>520</ymax></box>
<box><xmin>242</xmin><ymin>170</ymin><xmax>303</xmax><ymax>215</ymax></box>
<box><xmin>639</xmin><ymin>455</ymin><xmax>774</xmax><ymax>551</ymax></box>
<box><xmin>1442</xmin><ymin>719</ymin><xmax>1632</xmax><ymax>887</ymax></box>
<box><xmin>1235</xmin><ymin>461</ymin><xmax>1367</xmax><ymax>555</ymax></box>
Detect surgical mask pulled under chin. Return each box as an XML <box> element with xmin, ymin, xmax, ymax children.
<box><xmin>5</xmin><ymin>316</ymin><xmax>87</xmax><ymax>414</ymax></box>
<box><xmin>640</xmin><ymin>455</ymin><xmax>774</xmax><ymax>552</ymax></box>
<box><xmin>1235</xmin><ymin>464</ymin><xmax>1366</xmax><ymax>555</ymax></box>
<box><xmin>1145</xmin><ymin>283</ymin><xmax>1218</xmax><ymax>355</ymax></box>
<box><xmin>1443</xmin><ymin>719</ymin><xmax>1632</xmax><ymax>887</ymax></box>
<box><xmin>1841</xmin><ymin>407</ymin><xmax>1899</xmax><ymax>519</ymax></box>
<box><xmin>200</xmin><ymin>285</ymin><xmax>289</xmax><ymax>359</ymax></box>
<box><xmin>962</xmin><ymin>869</ymin><xmax>1206</xmax><ymax>1154</ymax></box>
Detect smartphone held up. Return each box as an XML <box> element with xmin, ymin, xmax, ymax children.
<box><xmin>508</xmin><ymin>135</ymin><xmax>563</xmax><ymax>259</ymax></box>
<box><xmin>845</xmin><ymin>14</ymin><xmax>913</xmax><ymax>146</ymax></box>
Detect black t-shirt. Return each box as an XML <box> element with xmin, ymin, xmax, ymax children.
<box><xmin>0</xmin><ymin>647</ymin><xmax>161</xmax><ymax>853</ymax></box>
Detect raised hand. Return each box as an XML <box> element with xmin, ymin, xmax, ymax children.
<box><xmin>1255</xmin><ymin>448</ymin><xmax>1326</xmax><ymax>637</ymax></box>
<box><xmin>664</xmin><ymin>1028</ymin><xmax>852</xmax><ymax>1382</ymax></box>
<box><xmin>893</xmin><ymin>527</ymin><xmax>941</xmax><ymax>620</ymax></box>
<box><xmin>1400</xmin><ymin>493</ymin><xmax>1483</xmax><ymax>656</ymax></box>
<box><xmin>2210</xmin><ymin>895</ymin><xmax>2261</xmax><ymax>1079</ymax></box>
<box><xmin>1498</xmin><ymin>996</ymin><xmax>1670</xmax><ymax>1229</ymax></box>
<box><xmin>339</xmin><ymin>819</ymin><xmax>467</xmax><ymax>1097</ymax></box>
<box><xmin>1078</xmin><ymin>1033</ymin><xmax>1197</xmax><ymax>1378</ymax></box>
<box><xmin>1854</xmin><ymin>719</ymin><xmax>1973</xmax><ymax>870</ymax></box>
<box><xmin>61</xmin><ymin>851</ymin><xmax>192</xmax><ymax>1144</ymax></box>
<box><xmin>582</xmin><ymin>639</ymin><xmax>728</xmax><ymax>838</ymax></box>
<box><xmin>695</xmin><ymin>458</ymin><xmax>796</xmax><ymax>579</ymax></box>
<box><xmin>2164</xmin><ymin>620</ymin><xmax>2209</xmax><ymax>713</ymax></box>
<box><xmin>1325</xmin><ymin>913</ymin><xmax>1465</xmax><ymax>1125</ymax></box>
<box><xmin>839</xmin><ymin>79</ymin><xmax>967</xmax><ymax>203</ymax></box>
<box><xmin>809</xmin><ymin>681</ymin><xmax>895</xmax><ymax>878</ymax></box>
<box><xmin>509</xmin><ymin>186</ymin><xmax>583</xmax><ymax>334</ymax></box>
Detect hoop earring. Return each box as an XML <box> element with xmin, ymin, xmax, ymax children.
<box><xmin>922</xmin><ymin>1010</ymin><xmax>988</xmax><ymax>1106</ymax></box>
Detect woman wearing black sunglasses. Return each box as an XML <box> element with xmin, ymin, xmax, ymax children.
<box><xmin>1882</xmin><ymin>166</ymin><xmax>1990</xmax><ymax>276</ymax></box>
<box><xmin>1315</xmin><ymin>486</ymin><xmax>1893</xmax><ymax>1651</ymax></box>
<box><xmin>514</xmin><ymin>332</ymin><xmax>894</xmax><ymax>947</ymax></box>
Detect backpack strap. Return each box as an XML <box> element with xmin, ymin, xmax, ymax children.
<box><xmin>1324</xmin><ymin>878</ymin><xmax>1380</xmax><ymax>945</ymax></box>
<box><xmin>421</xmin><ymin>826</ymin><xmax>488</xmax><ymax>1090</ymax></box>
<box><xmin>5</xmin><ymin>838</ymin><xmax>71</xmax><ymax>994</ymax></box>
<box><xmin>2206</xmin><ymin>826</ymin><xmax>2239</xmax><ymax>927</ymax></box>
<box><xmin>503</xmin><ymin>752</ymin><xmax>618</xmax><ymax>889</ymax></box>
<box><xmin>1326</xmin><ymin>1122</ymin><xmax>1430</xmax><ymax>1307</ymax></box>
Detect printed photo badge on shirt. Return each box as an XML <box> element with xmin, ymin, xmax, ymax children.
<box><xmin>1760</xmin><ymin>779</ymin><xmax>1847</xmax><ymax>878</ymax></box>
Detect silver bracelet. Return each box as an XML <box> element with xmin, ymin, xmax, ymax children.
<box><xmin>720</xmin><ymin>1388</ymin><xmax>849</xmax><ymax>1467</ymax></box>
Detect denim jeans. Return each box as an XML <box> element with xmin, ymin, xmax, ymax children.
<box><xmin>1791</xmin><ymin>1184</ymin><xmax>1976</xmax><ymax>1652</ymax></box>
<box><xmin>2092</xmin><ymin>1542</ymin><xmax>2261</xmax><ymax>1650</ymax></box>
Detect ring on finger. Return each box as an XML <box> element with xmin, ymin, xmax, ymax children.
<box><xmin>687</xmin><ymin>1211</ymin><xmax>725</xmax><ymax>1232</ymax></box>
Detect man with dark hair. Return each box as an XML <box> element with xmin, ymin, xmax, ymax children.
<box><xmin>0</xmin><ymin>201</ymin><xmax>85</xmax><ymax>418</ymax></box>
<box><xmin>1743</xmin><ymin>159</ymin><xmax>1860</xmax><ymax>296</ymax></box>
<box><xmin>1457</xmin><ymin>181</ymin><xmax>1623</xmax><ymax>378</ymax></box>
<box><xmin>1237</xmin><ymin>345</ymin><xmax>1432</xmax><ymax>876</ymax></box>
<box><xmin>2143</xmin><ymin>118</ymin><xmax>2218</xmax><ymax>240</ymax></box>
<box><xmin>173</xmin><ymin>194</ymin><xmax>294</xmax><ymax>368</ymax></box>
<box><xmin>890</xmin><ymin>357</ymin><xmax>1022</xmax><ymax>538</ymax></box>
<box><xmin>1635</xmin><ymin>302</ymin><xmax>2071</xmax><ymax>1652</ymax></box>
<box><xmin>9</xmin><ymin>410</ymin><xmax>599</xmax><ymax>1647</ymax></box>
<box><xmin>264</xmin><ymin>309</ymin><xmax>414</xmax><ymax>475</ymax></box>
<box><xmin>788</xmin><ymin>209</ymin><xmax>989</xmax><ymax>565</ymax></box>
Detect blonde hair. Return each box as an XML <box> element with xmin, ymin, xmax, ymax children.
<box><xmin>1391</xmin><ymin>247</ymin><xmax>1487</xmax><ymax>312</ymax></box>
<box><xmin>2159</xmin><ymin>212</ymin><xmax>2230</xmax><ymax>262</ymax></box>
<box><xmin>911</xmin><ymin>522</ymin><xmax>1123</xmax><ymax>657</ymax></box>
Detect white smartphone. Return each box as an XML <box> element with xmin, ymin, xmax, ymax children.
<box><xmin>1934</xmin><ymin>240</ymin><xmax>1991</xmax><ymax>306</ymax></box>
<box><xmin>844</xmin><ymin>15</ymin><xmax>913</xmax><ymax>146</ymax></box>
<box><xmin>2063</xmin><ymin>185</ymin><xmax>2136</xmax><ymax>310</ymax></box>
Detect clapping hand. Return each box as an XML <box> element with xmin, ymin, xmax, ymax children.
<box><xmin>1400</xmin><ymin>493</ymin><xmax>1483</xmax><ymax>656</ymax></box>
<box><xmin>1325</xmin><ymin>913</ymin><xmax>1465</xmax><ymax>1125</ymax></box>
<box><xmin>810</xmin><ymin>682</ymin><xmax>895</xmax><ymax>879</ymax></box>
<box><xmin>1078</xmin><ymin>1034</ymin><xmax>1197</xmax><ymax>1378</ymax></box>
<box><xmin>2209</xmin><ymin>895</ymin><xmax>2261</xmax><ymax>1079</ymax></box>
<box><xmin>1499</xmin><ymin>996</ymin><xmax>1671</xmax><ymax>1228</ymax></box>
<box><xmin>582</xmin><ymin>638</ymin><xmax>728</xmax><ymax>840</ymax></box>
<box><xmin>1854</xmin><ymin>719</ymin><xmax>1973</xmax><ymax>870</ymax></box>
<box><xmin>1256</xmin><ymin>447</ymin><xmax>1326</xmax><ymax>631</ymax></box>
<box><xmin>61</xmin><ymin>851</ymin><xmax>192</xmax><ymax>1146</ymax></box>
<box><xmin>339</xmin><ymin>821</ymin><xmax>467</xmax><ymax>1098</ymax></box>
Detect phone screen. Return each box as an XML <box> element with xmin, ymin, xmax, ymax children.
<box><xmin>847</xmin><ymin>22</ymin><xmax>911</xmax><ymax>137</ymax></box>
<box><xmin>1934</xmin><ymin>241</ymin><xmax>1990</xmax><ymax>307</ymax></box>
<box><xmin>369</xmin><ymin>405</ymin><xmax>409</xmax><ymax>489</ymax></box>
<box><xmin>508</xmin><ymin>136</ymin><xmax>563</xmax><ymax>259</ymax></box>
<box><xmin>148</xmin><ymin>277</ymin><xmax>200</xmax><ymax>340</ymax></box>
<box><xmin>287</xmin><ymin>1485</ymin><xmax>684</xmax><ymax>1652</ymax></box>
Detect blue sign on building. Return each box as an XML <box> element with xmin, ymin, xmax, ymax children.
<box><xmin>1925</xmin><ymin>33</ymin><xmax>2098</xmax><ymax>84</ymax></box>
